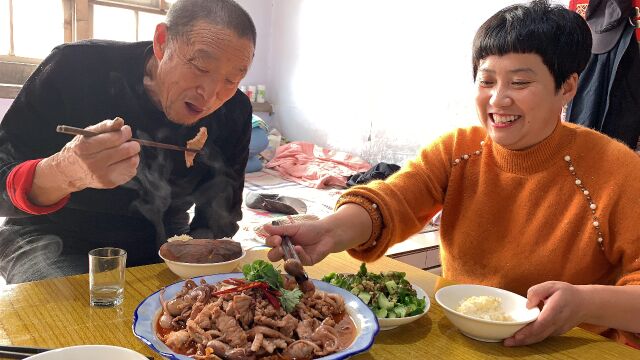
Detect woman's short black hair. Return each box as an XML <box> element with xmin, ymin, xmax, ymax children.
<box><xmin>472</xmin><ymin>0</ymin><xmax>591</xmax><ymax>90</ymax></box>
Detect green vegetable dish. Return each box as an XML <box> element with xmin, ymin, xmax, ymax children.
<box><xmin>322</xmin><ymin>263</ymin><xmax>427</xmax><ymax>319</ymax></box>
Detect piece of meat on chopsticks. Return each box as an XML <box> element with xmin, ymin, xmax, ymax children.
<box><xmin>185</xmin><ymin>127</ymin><xmax>208</xmax><ymax>168</ymax></box>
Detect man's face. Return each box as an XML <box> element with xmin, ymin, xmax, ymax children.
<box><xmin>474</xmin><ymin>53</ymin><xmax>575</xmax><ymax>150</ymax></box>
<box><xmin>154</xmin><ymin>22</ymin><xmax>254</xmax><ymax>125</ymax></box>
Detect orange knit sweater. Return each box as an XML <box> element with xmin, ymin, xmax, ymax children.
<box><xmin>343</xmin><ymin>122</ymin><xmax>640</xmax><ymax>296</ymax></box>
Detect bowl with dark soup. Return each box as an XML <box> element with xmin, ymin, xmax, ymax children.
<box><xmin>159</xmin><ymin>237</ymin><xmax>246</xmax><ymax>278</ymax></box>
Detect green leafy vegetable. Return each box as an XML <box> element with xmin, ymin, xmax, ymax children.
<box><xmin>242</xmin><ymin>260</ymin><xmax>284</xmax><ymax>289</ymax></box>
<box><xmin>357</xmin><ymin>262</ymin><xmax>368</xmax><ymax>277</ymax></box>
<box><xmin>279</xmin><ymin>288</ymin><xmax>303</xmax><ymax>313</ymax></box>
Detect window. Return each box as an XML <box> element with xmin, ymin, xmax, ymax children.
<box><xmin>0</xmin><ymin>0</ymin><xmax>10</xmax><ymax>55</ymax></box>
<box><xmin>92</xmin><ymin>3</ymin><xmax>166</xmax><ymax>42</ymax></box>
<box><xmin>93</xmin><ymin>5</ymin><xmax>137</xmax><ymax>42</ymax></box>
<box><xmin>91</xmin><ymin>0</ymin><xmax>171</xmax><ymax>11</ymax></box>
<box><xmin>0</xmin><ymin>0</ymin><xmax>168</xmax><ymax>59</ymax></box>
<box><xmin>0</xmin><ymin>0</ymin><xmax>64</xmax><ymax>59</ymax></box>
<box><xmin>138</xmin><ymin>11</ymin><xmax>166</xmax><ymax>41</ymax></box>
<box><xmin>106</xmin><ymin>0</ymin><xmax>161</xmax><ymax>7</ymax></box>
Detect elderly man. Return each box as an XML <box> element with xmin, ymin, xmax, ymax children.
<box><xmin>0</xmin><ymin>0</ymin><xmax>255</xmax><ymax>283</ymax></box>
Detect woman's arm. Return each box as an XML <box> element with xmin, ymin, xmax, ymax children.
<box><xmin>505</xmin><ymin>281</ymin><xmax>640</xmax><ymax>347</ymax></box>
<box><xmin>580</xmin><ymin>284</ymin><xmax>640</xmax><ymax>332</ymax></box>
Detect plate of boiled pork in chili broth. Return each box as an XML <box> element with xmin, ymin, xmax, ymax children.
<box><xmin>133</xmin><ymin>260</ymin><xmax>379</xmax><ymax>360</ymax></box>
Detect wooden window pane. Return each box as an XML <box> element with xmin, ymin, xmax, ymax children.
<box><xmin>13</xmin><ymin>0</ymin><xmax>64</xmax><ymax>59</ymax></box>
<box><xmin>0</xmin><ymin>0</ymin><xmax>10</xmax><ymax>55</ymax></box>
<box><xmin>138</xmin><ymin>11</ymin><xmax>165</xmax><ymax>41</ymax></box>
<box><xmin>107</xmin><ymin>0</ymin><xmax>160</xmax><ymax>7</ymax></box>
<box><xmin>93</xmin><ymin>5</ymin><xmax>136</xmax><ymax>42</ymax></box>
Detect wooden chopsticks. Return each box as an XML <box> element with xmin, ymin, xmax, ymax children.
<box><xmin>56</xmin><ymin>125</ymin><xmax>203</xmax><ymax>154</ymax></box>
<box><xmin>0</xmin><ymin>345</ymin><xmax>154</xmax><ymax>359</ymax></box>
<box><xmin>0</xmin><ymin>344</ymin><xmax>48</xmax><ymax>359</ymax></box>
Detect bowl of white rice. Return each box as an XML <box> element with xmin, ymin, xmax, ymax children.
<box><xmin>435</xmin><ymin>284</ymin><xmax>540</xmax><ymax>342</ymax></box>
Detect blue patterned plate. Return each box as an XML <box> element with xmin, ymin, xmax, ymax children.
<box><xmin>133</xmin><ymin>272</ymin><xmax>379</xmax><ymax>360</ymax></box>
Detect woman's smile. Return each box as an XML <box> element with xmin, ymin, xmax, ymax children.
<box><xmin>490</xmin><ymin>114</ymin><xmax>522</xmax><ymax>128</ymax></box>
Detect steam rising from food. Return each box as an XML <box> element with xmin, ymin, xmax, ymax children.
<box><xmin>0</xmin><ymin>227</ymin><xmax>65</xmax><ymax>283</ymax></box>
<box><xmin>126</xmin><ymin>126</ymin><xmax>240</xmax><ymax>250</ymax></box>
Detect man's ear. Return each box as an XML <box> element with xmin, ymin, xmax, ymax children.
<box><xmin>153</xmin><ymin>23</ymin><xmax>169</xmax><ymax>60</ymax></box>
<box><xmin>561</xmin><ymin>73</ymin><xmax>579</xmax><ymax>104</ymax></box>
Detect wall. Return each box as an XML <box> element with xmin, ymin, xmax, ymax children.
<box><xmin>268</xmin><ymin>0</ymin><xmax>570</xmax><ymax>164</ymax></box>
<box><xmin>236</xmin><ymin>0</ymin><xmax>273</xmax><ymax>88</ymax></box>
<box><xmin>236</xmin><ymin>0</ymin><xmax>274</xmax><ymax>123</ymax></box>
<box><xmin>0</xmin><ymin>98</ymin><xmax>12</xmax><ymax>120</ymax></box>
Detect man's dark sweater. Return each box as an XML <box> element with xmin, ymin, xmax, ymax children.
<box><xmin>0</xmin><ymin>40</ymin><xmax>252</xmax><ymax>282</ymax></box>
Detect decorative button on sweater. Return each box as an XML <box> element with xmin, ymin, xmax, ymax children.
<box><xmin>564</xmin><ymin>155</ymin><xmax>604</xmax><ymax>250</ymax></box>
<box><xmin>452</xmin><ymin>140</ymin><xmax>485</xmax><ymax>166</ymax></box>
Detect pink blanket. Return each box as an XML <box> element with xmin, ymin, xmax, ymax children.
<box><xmin>265</xmin><ymin>141</ymin><xmax>371</xmax><ymax>188</ymax></box>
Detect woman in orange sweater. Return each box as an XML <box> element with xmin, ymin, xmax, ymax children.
<box><xmin>265</xmin><ymin>0</ymin><xmax>640</xmax><ymax>348</ymax></box>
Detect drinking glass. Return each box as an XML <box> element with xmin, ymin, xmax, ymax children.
<box><xmin>88</xmin><ymin>247</ymin><xmax>127</xmax><ymax>307</ymax></box>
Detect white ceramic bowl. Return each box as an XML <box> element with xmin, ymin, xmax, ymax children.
<box><xmin>377</xmin><ymin>284</ymin><xmax>430</xmax><ymax>330</ymax></box>
<box><xmin>435</xmin><ymin>284</ymin><xmax>540</xmax><ymax>342</ymax></box>
<box><xmin>159</xmin><ymin>249</ymin><xmax>246</xmax><ymax>279</ymax></box>
<box><xmin>26</xmin><ymin>345</ymin><xmax>148</xmax><ymax>360</ymax></box>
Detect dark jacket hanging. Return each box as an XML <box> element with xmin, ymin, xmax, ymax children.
<box><xmin>567</xmin><ymin>0</ymin><xmax>640</xmax><ymax>149</ymax></box>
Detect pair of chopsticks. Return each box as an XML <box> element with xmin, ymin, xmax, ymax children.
<box><xmin>56</xmin><ymin>125</ymin><xmax>202</xmax><ymax>154</ymax></box>
<box><xmin>0</xmin><ymin>345</ymin><xmax>154</xmax><ymax>359</ymax></box>
<box><xmin>0</xmin><ymin>344</ymin><xmax>48</xmax><ymax>359</ymax></box>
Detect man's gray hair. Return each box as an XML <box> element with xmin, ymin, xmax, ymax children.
<box><xmin>166</xmin><ymin>0</ymin><xmax>256</xmax><ymax>46</ymax></box>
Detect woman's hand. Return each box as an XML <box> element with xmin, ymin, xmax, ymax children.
<box><xmin>264</xmin><ymin>203</ymin><xmax>373</xmax><ymax>265</ymax></box>
<box><xmin>264</xmin><ymin>219</ymin><xmax>337</xmax><ymax>266</ymax></box>
<box><xmin>504</xmin><ymin>281</ymin><xmax>587</xmax><ymax>346</ymax></box>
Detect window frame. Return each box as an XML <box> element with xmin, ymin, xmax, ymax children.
<box><xmin>1</xmin><ymin>0</ymin><xmax>169</xmax><ymax>62</ymax></box>
<box><xmin>0</xmin><ymin>0</ymin><xmax>169</xmax><ymax>99</ymax></box>
<box><xmin>90</xmin><ymin>0</ymin><xmax>168</xmax><ymax>42</ymax></box>
<box><xmin>90</xmin><ymin>0</ymin><xmax>170</xmax><ymax>13</ymax></box>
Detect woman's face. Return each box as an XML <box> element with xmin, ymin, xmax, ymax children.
<box><xmin>474</xmin><ymin>53</ymin><xmax>576</xmax><ymax>150</ymax></box>
<box><xmin>153</xmin><ymin>22</ymin><xmax>254</xmax><ymax>126</ymax></box>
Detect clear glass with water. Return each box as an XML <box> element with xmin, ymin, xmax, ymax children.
<box><xmin>89</xmin><ymin>247</ymin><xmax>127</xmax><ymax>307</ymax></box>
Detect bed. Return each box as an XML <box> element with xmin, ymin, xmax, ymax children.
<box><xmin>234</xmin><ymin>168</ymin><xmax>345</xmax><ymax>248</ymax></box>
<box><xmin>234</xmin><ymin>168</ymin><xmax>441</xmax><ymax>272</ymax></box>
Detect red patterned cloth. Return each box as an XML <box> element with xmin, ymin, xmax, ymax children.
<box><xmin>570</xmin><ymin>0</ymin><xmax>640</xmax><ymax>40</ymax></box>
<box><xmin>6</xmin><ymin>159</ymin><xmax>70</xmax><ymax>215</ymax></box>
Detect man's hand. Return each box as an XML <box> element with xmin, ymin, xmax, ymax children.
<box><xmin>30</xmin><ymin>117</ymin><xmax>140</xmax><ymax>206</ymax></box>
<box><xmin>504</xmin><ymin>281</ymin><xmax>587</xmax><ymax>346</ymax></box>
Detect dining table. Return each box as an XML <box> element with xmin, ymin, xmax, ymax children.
<box><xmin>0</xmin><ymin>249</ymin><xmax>638</xmax><ymax>359</ymax></box>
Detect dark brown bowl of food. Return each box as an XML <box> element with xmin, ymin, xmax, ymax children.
<box><xmin>158</xmin><ymin>237</ymin><xmax>246</xmax><ymax>278</ymax></box>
